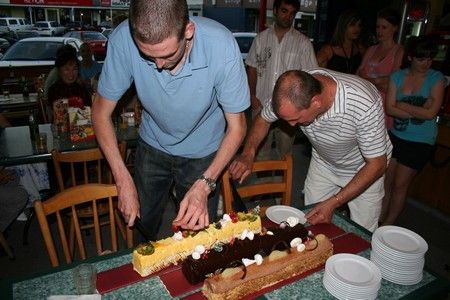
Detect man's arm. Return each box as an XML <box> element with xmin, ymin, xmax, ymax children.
<box><xmin>305</xmin><ymin>155</ymin><xmax>387</xmax><ymax>224</ymax></box>
<box><xmin>228</xmin><ymin>113</ymin><xmax>271</xmax><ymax>183</ymax></box>
<box><xmin>173</xmin><ymin>111</ymin><xmax>247</xmax><ymax>230</ymax></box>
<box><xmin>92</xmin><ymin>94</ymin><xmax>139</xmax><ymax>227</ymax></box>
<box><xmin>247</xmin><ymin>66</ymin><xmax>261</xmax><ymax>110</ymax></box>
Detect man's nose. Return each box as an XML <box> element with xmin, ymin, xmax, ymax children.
<box><xmin>154</xmin><ymin>58</ymin><xmax>166</xmax><ymax>69</ymax></box>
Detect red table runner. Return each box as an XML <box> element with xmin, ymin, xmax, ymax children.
<box><xmin>97</xmin><ymin>223</ymin><xmax>370</xmax><ymax>298</ymax></box>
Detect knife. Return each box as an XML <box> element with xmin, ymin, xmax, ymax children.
<box><xmin>134</xmin><ymin>217</ymin><xmax>154</xmax><ymax>241</ymax></box>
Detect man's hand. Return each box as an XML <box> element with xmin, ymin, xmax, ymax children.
<box><xmin>117</xmin><ymin>175</ymin><xmax>140</xmax><ymax>227</ymax></box>
<box><xmin>228</xmin><ymin>153</ymin><xmax>255</xmax><ymax>184</ymax></box>
<box><xmin>172</xmin><ymin>180</ymin><xmax>210</xmax><ymax>230</ymax></box>
<box><xmin>251</xmin><ymin>95</ymin><xmax>262</xmax><ymax>110</ymax></box>
<box><xmin>305</xmin><ymin>197</ymin><xmax>338</xmax><ymax>225</ymax></box>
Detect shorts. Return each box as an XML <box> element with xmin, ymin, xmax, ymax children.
<box><xmin>389</xmin><ymin>132</ymin><xmax>433</xmax><ymax>171</ymax></box>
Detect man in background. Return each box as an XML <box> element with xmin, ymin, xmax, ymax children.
<box><xmin>245</xmin><ymin>0</ymin><xmax>317</xmax><ymax>160</ymax></box>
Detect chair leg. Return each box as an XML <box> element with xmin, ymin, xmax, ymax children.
<box><xmin>22</xmin><ymin>208</ymin><xmax>34</xmax><ymax>245</ymax></box>
<box><xmin>0</xmin><ymin>232</ymin><xmax>15</xmax><ymax>260</ymax></box>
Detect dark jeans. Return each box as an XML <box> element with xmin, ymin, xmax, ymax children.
<box><xmin>134</xmin><ymin>138</ymin><xmax>220</xmax><ymax>241</ymax></box>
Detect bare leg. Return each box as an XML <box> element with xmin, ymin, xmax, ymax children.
<box><xmin>380</xmin><ymin>159</ymin><xmax>397</xmax><ymax>223</ymax></box>
<box><xmin>381</xmin><ymin>163</ymin><xmax>417</xmax><ymax>226</ymax></box>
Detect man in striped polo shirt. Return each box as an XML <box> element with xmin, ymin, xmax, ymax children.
<box><xmin>229</xmin><ymin>69</ymin><xmax>392</xmax><ymax>232</ymax></box>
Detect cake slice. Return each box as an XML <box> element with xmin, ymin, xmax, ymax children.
<box><xmin>132</xmin><ymin>211</ymin><xmax>262</xmax><ymax>277</ymax></box>
<box><xmin>202</xmin><ymin>234</ymin><xmax>333</xmax><ymax>300</ymax></box>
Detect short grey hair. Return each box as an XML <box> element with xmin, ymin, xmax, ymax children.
<box><xmin>272</xmin><ymin>70</ymin><xmax>322</xmax><ymax>115</ymax></box>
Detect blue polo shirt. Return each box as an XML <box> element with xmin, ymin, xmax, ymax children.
<box><xmin>98</xmin><ymin>17</ymin><xmax>249</xmax><ymax>158</ymax></box>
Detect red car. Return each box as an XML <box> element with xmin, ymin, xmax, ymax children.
<box><xmin>63</xmin><ymin>30</ymin><xmax>107</xmax><ymax>61</ymax></box>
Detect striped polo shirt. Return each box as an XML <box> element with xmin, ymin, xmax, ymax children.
<box><xmin>262</xmin><ymin>68</ymin><xmax>392</xmax><ymax>177</ymax></box>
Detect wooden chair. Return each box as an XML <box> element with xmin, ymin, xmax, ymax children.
<box><xmin>221</xmin><ymin>154</ymin><xmax>293</xmax><ymax>216</ymax></box>
<box><xmin>51</xmin><ymin>143</ymin><xmax>133</xmax><ymax>251</ymax></box>
<box><xmin>34</xmin><ymin>184</ymin><xmax>123</xmax><ymax>267</ymax></box>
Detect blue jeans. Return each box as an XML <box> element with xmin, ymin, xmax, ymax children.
<box><xmin>134</xmin><ymin>138</ymin><xmax>220</xmax><ymax>240</ymax></box>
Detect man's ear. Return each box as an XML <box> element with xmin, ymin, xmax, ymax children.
<box><xmin>310</xmin><ymin>95</ymin><xmax>321</xmax><ymax>110</ymax></box>
<box><xmin>185</xmin><ymin>21</ymin><xmax>195</xmax><ymax>40</ymax></box>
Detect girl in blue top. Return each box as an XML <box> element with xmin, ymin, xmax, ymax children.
<box><xmin>380</xmin><ymin>36</ymin><xmax>445</xmax><ymax>225</ymax></box>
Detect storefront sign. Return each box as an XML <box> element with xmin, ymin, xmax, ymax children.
<box><xmin>111</xmin><ymin>0</ymin><xmax>129</xmax><ymax>8</ymax></box>
<box><xmin>11</xmin><ymin>0</ymin><xmax>93</xmax><ymax>5</ymax></box>
<box><xmin>211</xmin><ymin>0</ymin><xmax>241</xmax><ymax>8</ymax></box>
<box><xmin>242</xmin><ymin>0</ymin><xmax>258</xmax><ymax>8</ymax></box>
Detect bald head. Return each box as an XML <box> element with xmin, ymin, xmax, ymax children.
<box><xmin>272</xmin><ymin>70</ymin><xmax>322</xmax><ymax>116</ymax></box>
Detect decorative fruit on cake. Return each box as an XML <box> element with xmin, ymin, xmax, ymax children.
<box><xmin>132</xmin><ymin>209</ymin><xmax>262</xmax><ymax>277</ymax></box>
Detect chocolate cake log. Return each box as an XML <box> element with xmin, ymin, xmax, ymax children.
<box><xmin>182</xmin><ymin>224</ymin><xmax>308</xmax><ymax>284</ymax></box>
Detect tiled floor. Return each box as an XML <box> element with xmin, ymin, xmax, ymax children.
<box><xmin>1</xmin><ymin>141</ymin><xmax>449</xmax><ymax>286</ymax></box>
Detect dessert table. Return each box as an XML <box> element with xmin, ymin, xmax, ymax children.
<box><xmin>0</xmin><ymin>123</ymin><xmax>139</xmax><ymax>166</ymax></box>
<box><xmin>0</xmin><ymin>212</ymin><xmax>449</xmax><ymax>300</ymax></box>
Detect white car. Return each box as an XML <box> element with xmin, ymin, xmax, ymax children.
<box><xmin>33</xmin><ymin>21</ymin><xmax>65</xmax><ymax>36</ymax></box>
<box><xmin>232</xmin><ymin>32</ymin><xmax>257</xmax><ymax>61</ymax></box>
<box><xmin>0</xmin><ymin>17</ymin><xmax>32</xmax><ymax>33</ymax></box>
<box><xmin>0</xmin><ymin>37</ymin><xmax>82</xmax><ymax>67</ymax></box>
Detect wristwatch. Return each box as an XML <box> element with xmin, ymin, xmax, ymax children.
<box><xmin>199</xmin><ymin>175</ymin><xmax>216</xmax><ymax>191</ymax></box>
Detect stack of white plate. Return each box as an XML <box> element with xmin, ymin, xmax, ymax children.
<box><xmin>370</xmin><ymin>225</ymin><xmax>428</xmax><ymax>285</ymax></box>
<box><xmin>323</xmin><ymin>253</ymin><xmax>381</xmax><ymax>300</ymax></box>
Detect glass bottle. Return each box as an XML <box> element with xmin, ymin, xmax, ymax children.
<box><xmin>28</xmin><ymin>110</ymin><xmax>39</xmax><ymax>141</ymax></box>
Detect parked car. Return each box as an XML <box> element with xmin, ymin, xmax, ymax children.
<box><xmin>0</xmin><ymin>30</ymin><xmax>39</xmax><ymax>45</ymax></box>
<box><xmin>101</xmin><ymin>28</ymin><xmax>113</xmax><ymax>39</ymax></box>
<box><xmin>65</xmin><ymin>21</ymin><xmax>84</xmax><ymax>32</ymax></box>
<box><xmin>33</xmin><ymin>21</ymin><xmax>65</xmax><ymax>36</ymax></box>
<box><xmin>0</xmin><ymin>17</ymin><xmax>32</xmax><ymax>33</ymax></box>
<box><xmin>0</xmin><ymin>37</ymin><xmax>83</xmax><ymax>67</ymax></box>
<box><xmin>232</xmin><ymin>32</ymin><xmax>257</xmax><ymax>61</ymax></box>
<box><xmin>63</xmin><ymin>30</ymin><xmax>107</xmax><ymax>60</ymax></box>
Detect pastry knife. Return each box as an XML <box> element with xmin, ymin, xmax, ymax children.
<box><xmin>134</xmin><ymin>217</ymin><xmax>154</xmax><ymax>241</ymax></box>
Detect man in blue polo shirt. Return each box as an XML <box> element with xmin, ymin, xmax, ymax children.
<box><xmin>92</xmin><ymin>0</ymin><xmax>249</xmax><ymax>239</ymax></box>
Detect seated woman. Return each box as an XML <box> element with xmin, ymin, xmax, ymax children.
<box><xmin>380</xmin><ymin>36</ymin><xmax>445</xmax><ymax>226</ymax></box>
<box><xmin>48</xmin><ymin>45</ymin><xmax>91</xmax><ymax>109</ymax></box>
<box><xmin>316</xmin><ymin>9</ymin><xmax>365</xmax><ymax>74</ymax></box>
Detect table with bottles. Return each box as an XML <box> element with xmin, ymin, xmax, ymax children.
<box><xmin>0</xmin><ymin>92</ymin><xmax>38</xmax><ymax>111</ymax></box>
<box><xmin>0</xmin><ymin>123</ymin><xmax>139</xmax><ymax>167</ymax></box>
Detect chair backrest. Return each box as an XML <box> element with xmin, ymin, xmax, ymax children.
<box><xmin>221</xmin><ymin>154</ymin><xmax>293</xmax><ymax>216</ymax></box>
<box><xmin>51</xmin><ymin>143</ymin><xmax>126</xmax><ymax>191</ymax></box>
<box><xmin>34</xmin><ymin>183</ymin><xmax>120</xmax><ymax>267</ymax></box>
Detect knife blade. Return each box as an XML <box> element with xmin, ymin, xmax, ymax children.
<box><xmin>134</xmin><ymin>217</ymin><xmax>154</xmax><ymax>241</ymax></box>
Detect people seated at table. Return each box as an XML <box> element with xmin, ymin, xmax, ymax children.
<box><xmin>0</xmin><ymin>167</ymin><xmax>28</xmax><ymax>232</ymax></box>
<box><xmin>48</xmin><ymin>45</ymin><xmax>92</xmax><ymax>109</ymax></box>
<box><xmin>380</xmin><ymin>36</ymin><xmax>445</xmax><ymax>226</ymax></box>
<box><xmin>0</xmin><ymin>112</ymin><xmax>50</xmax><ymax>220</ymax></box>
<box><xmin>79</xmin><ymin>43</ymin><xmax>102</xmax><ymax>95</ymax></box>
<box><xmin>316</xmin><ymin>9</ymin><xmax>366</xmax><ymax>74</ymax></box>
<box><xmin>356</xmin><ymin>7</ymin><xmax>404</xmax><ymax>129</ymax></box>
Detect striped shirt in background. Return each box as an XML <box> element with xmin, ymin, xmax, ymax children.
<box><xmin>261</xmin><ymin>68</ymin><xmax>392</xmax><ymax>177</ymax></box>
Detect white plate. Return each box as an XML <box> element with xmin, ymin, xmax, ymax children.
<box><xmin>325</xmin><ymin>254</ymin><xmax>381</xmax><ymax>288</ymax></box>
<box><xmin>265</xmin><ymin>205</ymin><xmax>306</xmax><ymax>224</ymax></box>
<box><xmin>373</xmin><ymin>226</ymin><xmax>428</xmax><ymax>255</ymax></box>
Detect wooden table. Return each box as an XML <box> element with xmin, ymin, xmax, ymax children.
<box><xmin>0</xmin><ymin>93</ymin><xmax>38</xmax><ymax>122</ymax></box>
<box><xmin>0</xmin><ymin>123</ymin><xmax>139</xmax><ymax>166</ymax></box>
<box><xmin>0</xmin><ymin>212</ymin><xmax>448</xmax><ymax>299</ymax></box>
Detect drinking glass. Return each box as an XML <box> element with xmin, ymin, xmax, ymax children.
<box><xmin>73</xmin><ymin>263</ymin><xmax>97</xmax><ymax>295</ymax></box>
